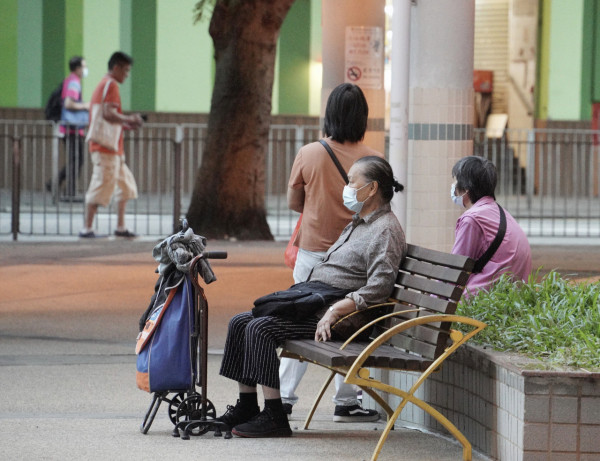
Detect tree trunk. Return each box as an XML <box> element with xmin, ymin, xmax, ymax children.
<box><xmin>186</xmin><ymin>0</ymin><xmax>296</xmax><ymax>240</ymax></box>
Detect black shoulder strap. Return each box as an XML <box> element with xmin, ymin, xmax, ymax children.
<box><xmin>472</xmin><ymin>203</ymin><xmax>507</xmax><ymax>274</ymax></box>
<box><xmin>319</xmin><ymin>139</ymin><xmax>349</xmax><ymax>184</ymax></box>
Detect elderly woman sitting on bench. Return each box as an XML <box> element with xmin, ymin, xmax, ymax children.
<box><xmin>217</xmin><ymin>156</ymin><xmax>407</xmax><ymax>438</ymax></box>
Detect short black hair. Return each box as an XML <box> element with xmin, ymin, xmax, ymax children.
<box><xmin>69</xmin><ymin>56</ymin><xmax>84</xmax><ymax>72</ymax></box>
<box><xmin>322</xmin><ymin>83</ymin><xmax>368</xmax><ymax>143</ymax></box>
<box><xmin>354</xmin><ymin>156</ymin><xmax>404</xmax><ymax>203</ymax></box>
<box><xmin>108</xmin><ymin>51</ymin><xmax>134</xmax><ymax>70</ymax></box>
<box><xmin>452</xmin><ymin>156</ymin><xmax>497</xmax><ymax>204</ymax></box>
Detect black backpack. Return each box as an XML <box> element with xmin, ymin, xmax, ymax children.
<box><xmin>44</xmin><ymin>82</ymin><xmax>63</xmax><ymax>121</ymax></box>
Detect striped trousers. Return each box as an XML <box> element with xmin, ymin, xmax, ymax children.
<box><xmin>219</xmin><ymin>312</ymin><xmax>320</xmax><ymax>389</ymax></box>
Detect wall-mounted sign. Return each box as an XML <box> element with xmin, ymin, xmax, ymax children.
<box><xmin>345</xmin><ymin>26</ymin><xmax>383</xmax><ymax>90</ymax></box>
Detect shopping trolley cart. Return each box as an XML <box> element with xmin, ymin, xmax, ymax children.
<box><xmin>137</xmin><ymin>222</ymin><xmax>230</xmax><ymax>439</ymax></box>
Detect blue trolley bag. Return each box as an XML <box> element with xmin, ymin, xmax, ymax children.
<box><xmin>136</xmin><ymin>275</ymin><xmax>195</xmax><ymax>393</ymax></box>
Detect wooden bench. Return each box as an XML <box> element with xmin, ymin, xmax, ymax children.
<box><xmin>280</xmin><ymin>244</ymin><xmax>486</xmax><ymax>461</ymax></box>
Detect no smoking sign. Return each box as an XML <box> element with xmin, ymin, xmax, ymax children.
<box><xmin>347</xmin><ymin>66</ymin><xmax>362</xmax><ymax>82</ymax></box>
<box><xmin>345</xmin><ymin>26</ymin><xmax>383</xmax><ymax>89</ymax></box>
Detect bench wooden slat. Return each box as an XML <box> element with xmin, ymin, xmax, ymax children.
<box><xmin>401</xmin><ymin>258</ymin><xmax>470</xmax><ymax>286</ymax></box>
<box><xmin>284</xmin><ymin>339</ymin><xmax>434</xmax><ymax>372</ymax></box>
<box><xmin>396</xmin><ymin>272</ymin><xmax>464</xmax><ymax>300</ymax></box>
<box><xmin>406</xmin><ymin>244</ymin><xmax>474</xmax><ymax>271</ymax></box>
<box><xmin>283</xmin><ymin>340</ymin><xmax>358</xmax><ymax>367</ymax></box>
<box><xmin>388</xmin><ymin>289</ymin><xmax>457</xmax><ymax>313</ymax></box>
<box><xmin>386</xmin><ymin>333</ymin><xmax>437</xmax><ymax>359</ymax></box>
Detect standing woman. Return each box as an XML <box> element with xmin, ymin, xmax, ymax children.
<box><xmin>281</xmin><ymin>83</ymin><xmax>384</xmax><ymax>421</ymax></box>
<box><xmin>450</xmin><ymin>155</ymin><xmax>532</xmax><ymax>295</ymax></box>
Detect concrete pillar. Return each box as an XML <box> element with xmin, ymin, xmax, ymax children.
<box><xmin>388</xmin><ymin>0</ymin><xmax>412</xmax><ymax>228</ymax></box>
<box><xmin>321</xmin><ymin>0</ymin><xmax>386</xmax><ymax>153</ymax></box>
<box><xmin>405</xmin><ymin>0</ymin><xmax>475</xmax><ymax>251</ymax></box>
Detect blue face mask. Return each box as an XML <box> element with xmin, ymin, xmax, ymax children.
<box><xmin>343</xmin><ymin>182</ymin><xmax>372</xmax><ymax>213</ymax></box>
<box><xmin>450</xmin><ymin>183</ymin><xmax>466</xmax><ymax>208</ymax></box>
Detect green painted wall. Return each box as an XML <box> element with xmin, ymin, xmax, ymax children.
<box><xmin>155</xmin><ymin>0</ymin><xmax>213</xmax><ymax>112</ymax></box>
<box><xmin>119</xmin><ymin>0</ymin><xmax>132</xmax><ymax>110</ymax></box>
<box><xmin>131</xmin><ymin>0</ymin><xmax>156</xmax><ymax>111</ymax></box>
<box><xmin>42</xmin><ymin>0</ymin><xmax>66</xmax><ymax>104</ymax></box>
<box><xmin>17</xmin><ymin>0</ymin><xmax>43</xmax><ymax>107</ymax></box>
<box><xmin>0</xmin><ymin>0</ymin><xmax>19</xmax><ymax>107</ymax></box>
<box><xmin>580</xmin><ymin>0</ymin><xmax>594</xmax><ymax>118</ymax></box>
<box><xmin>278</xmin><ymin>0</ymin><xmax>311</xmax><ymax>114</ymax></box>
<box><xmin>65</xmin><ymin>0</ymin><xmax>83</xmax><ymax>69</ymax></box>
<box><xmin>547</xmin><ymin>0</ymin><xmax>584</xmax><ymax>120</ymax></box>
<box><xmin>592</xmin><ymin>2</ymin><xmax>600</xmax><ymax>103</ymax></box>
<box><xmin>82</xmin><ymin>0</ymin><xmax>123</xmax><ymax>105</ymax></box>
<box><xmin>2</xmin><ymin>0</ymin><xmax>318</xmax><ymax>115</ymax></box>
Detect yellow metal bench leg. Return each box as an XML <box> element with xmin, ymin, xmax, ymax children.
<box><xmin>383</xmin><ymin>392</ymin><xmax>472</xmax><ymax>461</ymax></box>
<box><xmin>303</xmin><ymin>370</ymin><xmax>336</xmax><ymax>430</ymax></box>
<box><xmin>371</xmin><ymin>411</ymin><xmax>397</xmax><ymax>461</ymax></box>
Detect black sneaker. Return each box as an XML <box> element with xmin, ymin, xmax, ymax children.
<box><xmin>79</xmin><ymin>230</ymin><xmax>97</xmax><ymax>238</ymax></box>
<box><xmin>282</xmin><ymin>403</ymin><xmax>293</xmax><ymax>420</ymax></box>
<box><xmin>114</xmin><ymin>229</ymin><xmax>137</xmax><ymax>238</ymax></box>
<box><xmin>216</xmin><ymin>400</ymin><xmax>260</xmax><ymax>430</ymax></box>
<box><xmin>232</xmin><ymin>407</ymin><xmax>292</xmax><ymax>438</ymax></box>
<box><xmin>283</xmin><ymin>403</ymin><xmax>293</xmax><ymax>419</ymax></box>
<box><xmin>333</xmin><ymin>404</ymin><xmax>380</xmax><ymax>422</ymax></box>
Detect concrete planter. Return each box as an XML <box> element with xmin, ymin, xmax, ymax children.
<box><xmin>363</xmin><ymin>344</ymin><xmax>600</xmax><ymax>460</ymax></box>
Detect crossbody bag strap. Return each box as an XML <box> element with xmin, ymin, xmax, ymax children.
<box><xmin>319</xmin><ymin>139</ymin><xmax>349</xmax><ymax>184</ymax></box>
<box><xmin>472</xmin><ymin>203</ymin><xmax>507</xmax><ymax>273</ymax></box>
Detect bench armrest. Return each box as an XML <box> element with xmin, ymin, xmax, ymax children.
<box><xmin>345</xmin><ymin>314</ymin><xmax>486</xmax><ymax>381</ymax></box>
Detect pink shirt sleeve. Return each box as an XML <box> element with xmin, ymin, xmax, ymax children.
<box><xmin>64</xmin><ymin>80</ymin><xmax>80</xmax><ymax>101</ymax></box>
<box><xmin>452</xmin><ymin>215</ymin><xmax>485</xmax><ymax>260</ymax></box>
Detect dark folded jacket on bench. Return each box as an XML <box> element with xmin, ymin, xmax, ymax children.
<box><xmin>252</xmin><ymin>281</ymin><xmax>350</xmax><ymax>321</ymax></box>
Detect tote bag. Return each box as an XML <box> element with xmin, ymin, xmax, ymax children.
<box><xmin>85</xmin><ymin>79</ymin><xmax>122</xmax><ymax>152</ymax></box>
<box><xmin>136</xmin><ymin>276</ymin><xmax>194</xmax><ymax>393</ymax></box>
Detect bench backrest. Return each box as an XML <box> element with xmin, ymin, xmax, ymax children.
<box><xmin>371</xmin><ymin>244</ymin><xmax>474</xmax><ymax>360</ymax></box>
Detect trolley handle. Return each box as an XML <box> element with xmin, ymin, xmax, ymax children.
<box><xmin>202</xmin><ymin>251</ymin><xmax>228</xmax><ymax>260</ymax></box>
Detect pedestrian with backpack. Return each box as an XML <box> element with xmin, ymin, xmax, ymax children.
<box><xmin>45</xmin><ymin>56</ymin><xmax>90</xmax><ymax>200</ymax></box>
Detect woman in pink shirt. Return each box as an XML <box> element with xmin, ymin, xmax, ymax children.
<box><xmin>450</xmin><ymin>156</ymin><xmax>532</xmax><ymax>296</ymax></box>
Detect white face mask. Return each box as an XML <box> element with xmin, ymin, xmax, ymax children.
<box><xmin>343</xmin><ymin>182</ymin><xmax>372</xmax><ymax>213</ymax></box>
<box><xmin>82</xmin><ymin>67</ymin><xmax>89</xmax><ymax>78</ymax></box>
<box><xmin>450</xmin><ymin>183</ymin><xmax>466</xmax><ymax>208</ymax></box>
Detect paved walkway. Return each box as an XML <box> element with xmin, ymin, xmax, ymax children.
<box><xmin>0</xmin><ymin>238</ymin><xmax>598</xmax><ymax>461</ymax></box>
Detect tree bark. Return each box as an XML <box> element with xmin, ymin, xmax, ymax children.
<box><xmin>187</xmin><ymin>0</ymin><xmax>296</xmax><ymax>239</ymax></box>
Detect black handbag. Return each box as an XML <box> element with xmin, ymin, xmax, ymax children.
<box><xmin>252</xmin><ymin>281</ymin><xmax>350</xmax><ymax>321</ymax></box>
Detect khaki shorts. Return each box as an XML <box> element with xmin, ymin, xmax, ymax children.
<box><xmin>85</xmin><ymin>152</ymin><xmax>138</xmax><ymax>207</ymax></box>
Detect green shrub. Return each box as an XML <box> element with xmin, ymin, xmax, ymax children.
<box><xmin>455</xmin><ymin>270</ymin><xmax>600</xmax><ymax>371</ymax></box>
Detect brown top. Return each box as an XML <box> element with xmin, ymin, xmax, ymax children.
<box><xmin>288</xmin><ymin>138</ymin><xmax>383</xmax><ymax>252</ymax></box>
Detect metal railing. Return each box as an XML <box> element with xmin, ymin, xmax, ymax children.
<box><xmin>0</xmin><ymin>120</ymin><xmax>319</xmax><ymax>240</ymax></box>
<box><xmin>2</xmin><ymin>121</ymin><xmax>600</xmax><ymax>240</ymax></box>
<box><xmin>474</xmin><ymin>128</ymin><xmax>600</xmax><ymax>237</ymax></box>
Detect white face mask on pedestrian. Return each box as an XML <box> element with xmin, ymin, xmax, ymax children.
<box><xmin>343</xmin><ymin>182</ymin><xmax>372</xmax><ymax>213</ymax></box>
<box><xmin>450</xmin><ymin>183</ymin><xmax>467</xmax><ymax>208</ymax></box>
<box><xmin>82</xmin><ymin>67</ymin><xmax>89</xmax><ymax>78</ymax></box>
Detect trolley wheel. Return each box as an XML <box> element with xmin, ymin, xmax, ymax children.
<box><xmin>175</xmin><ymin>394</ymin><xmax>217</xmax><ymax>436</ymax></box>
<box><xmin>167</xmin><ymin>392</ymin><xmax>187</xmax><ymax>425</ymax></box>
